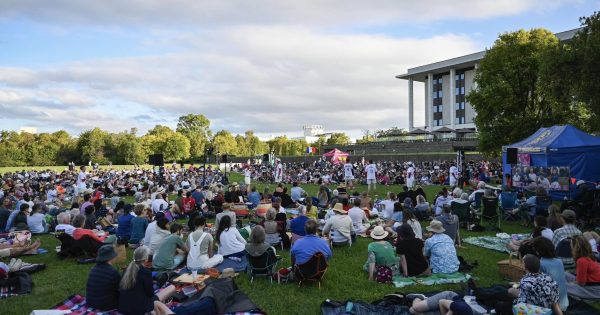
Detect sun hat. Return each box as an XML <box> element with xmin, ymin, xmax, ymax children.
<box><xmin>576</xmin><ymin>180</ymin><xmax>585</xmax><ymax>186</ymax></box>
<box><xmin>96</xmin><ymin>245</ymin><xmax>118</xmax><ymax>262</ymax></box>
<box><xmin>332</xmin><ymin>203</ymin><xmax>347</xmax><ymax>214</ymax></box>
<box><xmin>370</xmin><ymin>226</ymin><xmax>389</xmax><ymax>240</ymax></box>
<box><xmin>426</xmin><ymin>220</ymin><xmax>445</xmax><ymax>233</ymax></box>
<box><xmin>561</xmin><ymin>209</ymin><xmax>576</xmax><ymax>220</ymax></box>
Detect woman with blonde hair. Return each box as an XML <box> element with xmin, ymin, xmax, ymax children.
<box><xmin>118</xmin><ymin>246</ymin><xmax>156</xmax><ymax>315</ymax></box>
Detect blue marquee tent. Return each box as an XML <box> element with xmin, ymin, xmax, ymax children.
<box><xmin>502</xmin><ymin>125</ymin><xmax>600</xmax><ymax>199</ymax></box>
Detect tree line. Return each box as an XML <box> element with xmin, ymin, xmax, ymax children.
<box><xmin>468</xmin><ymin>12</ymin><xmax>600</xmax><ymax>156</ymax></box>
<box><xmin>0</xmin><ymin>114</ymin><xmax>352</xmax><ymax>166</ymax></box>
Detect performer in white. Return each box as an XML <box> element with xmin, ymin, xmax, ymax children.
<box><xmin>449</xmin><ymin>163</ymin><xmax>459</xmax><ymax>186</ymax></box>
<box><xmin>406</xmin><ymin>162</ymin><xmax>415</xmax><ymax>188</ymax></box>
<box><xmin>76</xmin><ymin>165</ymin><xmax>87</xmax><ymax>195</ymax></box>
<box><xmin>274</xmin><ymin>159</ymin><xmax>283</xmax><ymax>183</ymax></box>
<box><xmin>343</xmin><ymin>159</ymin><xmax>354</xmax><ymax>189</ymax></box>
<box><xmin>244</xmin><ymin>166</ymin><xmax>252</xmax><ymax>186</ymax></box>
<box><xmin>365</xmin><ymin>160</ymin><xmax>377</xmax><ymax>194</ymax></box>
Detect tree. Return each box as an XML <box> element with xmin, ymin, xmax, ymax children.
<box><xmin>467</xmin><ymin>29</ymin><xmax>581</xmax><ymax>156</ymax></box>
<box><xmin>212</xmin><ymin>130</ymin><xmax>238</xmax><ymax>155</ymax></box>
<box><xmin>326</xmin><ymin>132</ymin><xmax>351</xmax><ymax>146</ymax></box>
<box><xmin>176</xmin><ymin>114</ymin><xmax>212</xmax><ymax>159</ymax></box>
<box><xmin>568</xmin><ymin>12</ymin><xmax>600</xmax><ymax>131</ymax></box>
<box><xmin>141</xmin><ymin>125</ymin><xmax>191</xmax><ymax>162</ymax></box>
<box><xmin>77</xmin><ymin>128</ymin><xmax>110</xmax><ymax>164</ymax></box>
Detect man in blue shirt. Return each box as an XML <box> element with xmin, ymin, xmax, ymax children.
<box><xmin>290</xmin><ymin>182</ymin><xmax>306</xmax><ymax>202</ymax></box>
<box><xmin>247</xmin><ymin>186</ymin><xmax>261</xmax><ymax>209</ymax></box>
<box><xmin>291</xmin><ymin>219</ymin><xmax>332</xmax><ymax>265</ymax></box>
<box><xmin>290</xmin><ymin>207</ymin><xmax>309</xmax><ymax>237</ymax></box>
<box><xmin>191</xmin><ymin>186</ymin><xmax>205</xmax><ymax>210</ymax></box>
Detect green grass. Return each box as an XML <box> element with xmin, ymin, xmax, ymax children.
<box><xmin>0</xmin><ymin>172</ymin><xmax>551</xmax><ymax>314</ymax></box>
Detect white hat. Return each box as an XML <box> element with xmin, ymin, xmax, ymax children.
<box><xmin>370</xmin><ymin>226</ymin><xmax>389</xmax><ymax>240</ymax></box>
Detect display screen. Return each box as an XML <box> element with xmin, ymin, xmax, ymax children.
<box><xmin>511</xmin><ymin>166</ymin><xmax>570</xmax><ymax>191</ymax></box>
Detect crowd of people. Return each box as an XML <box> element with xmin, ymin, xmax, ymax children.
<box><xmin>0</xmin><ymin>160</ymin><xmax>598</xmax><ymax>315</ymax></box>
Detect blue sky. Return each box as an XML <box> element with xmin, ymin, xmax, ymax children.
<box><xmin>0</xmin><ymin>0</ymin><xmax>598</xmax><ymax>139</ymax></box>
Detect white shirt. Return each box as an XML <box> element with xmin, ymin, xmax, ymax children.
<box><xmin>275</xmin><ymin>164</ymin><xmax>283</xmax><ymax>178</ymax></box>
<box><xmin>343</xmin><ymin>163</ymin><xmax>353</xmax><ymax>177</ymax></box>
<box><xmin>27</xmin><ymin>213</ymin><xmax>46</xmax><ymax>234</ymax></box>
<box><xmin>380</xmin><ymin>200</ymin><xmax>396</xmax><ymax>219</ymax></box>
<box><xmin>365</xmin><ymin>164</ymin><xmax>377</xmax><ymax>180</ymax></box>
<box><xmin>407</xmin><ymin>167</ymin><xmax>415</xmax><ymax>179</ymax></box>
<box><xmin>56</xmin><ymin>223</ymin><xmax>76</xmax><ymax>236</ymax></box>
<box><xmin>151</xmin><ymin>198</ymin><xmax>169</xmax><ymax>213</ymax></box>
<box><xmin>244</xmin><ymin>169</ymin><xmax>251</xmax><ymax>178</ymax></box>
<box><xmin>144</xmin><ymin>221</ymin><xmax>158</xmax><ymax>247</ymax></box>
<box><xmin>348</xmin><ymin>206</ymin><xmax>367</xmax><ymax>231</ymax></box>
<box><xmin>449</xmin><ymin>166</ymin><xmax>458</xmax><ymax>184</ymax></box>
<box><xmin>46</xmin><ymin>189</ymin><xmax>58</xmax><ymax>203</ymax></box>
<box><xmin>76</xmin><ymin>171</ymin><xmax>86</xmax><ymax>186</ymax></box>
<box><xmin>217</xmin><ymin>228</ymin><xmax>247</xmax><ymax>256</ymax></box>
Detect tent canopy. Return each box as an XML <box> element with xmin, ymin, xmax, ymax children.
<box><xmin>503</xmin><ymin>125</ymin><xmax>600</xmax><ymax>153</ymax></box>
<box><xmin>502</xmin><ymin>125</ymin><xmax>600</xmax><ymax>199</ymax></box>
<box><xmin>322</xmin><ymin>148</ymin><xmax>348</xmax><ymax>157</ymax></box>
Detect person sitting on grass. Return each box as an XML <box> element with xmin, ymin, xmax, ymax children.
<box><xmin>216</xmin><ymin>215</ymin><xmax>247</xmax><ymax>258</ymax></box>
<box><xmin>12</xmin><ymin>203</ymin><xmax>30</xmax><ymax>231</ymax></box>
<box><xmin>396</xmin><ymin>224</ymin><xmax>430</xmax><ymax>277</ymax></box>
<box><xmin>531</xmin><ymin>237</ymin><xmax>569</xmax><ymax>312</ymax></box>
<box><xmin>86</xmin><ymin>245</ymin><xmax>121</xmax><ymax>311</ymax></box>
<box><xmin>364</xmin><ymin>226</ymin><xmax>399</xmax><ymax>281</ymax></box>
<box><xmin>72</xmin><ymin>214</ymin><xmax>107</xmax><ymax>243</ymax></box>
<box><xmin>402</xmin><ymin>207</ymin><xmax>422</xmax><ymax>240</ymax></box>
<box><xmin>423</xmin><ymin>220</ymin><xmax>459</xmax><ymax>274</ymax></box>
<box><xmin>215</xmin><ymin>203</ymin><xmax>235</xmax><ymax>231</ymax></box>
<box><xmin>506</xmin><ymin>216</ymin><xmax>552</xmax><ymax>255</ymax></box>
<box><xmin>414</xmin><ymin>195</ymin><xmax>430</xmax><ymax>220</ymax></box>
<box><xmin>152</xmin><ymin>222</ymin><xmax>188</xmax><ymax>270</ymax></box>
<box><xmin>118</xmin><ymin>246</ymin><xmax>156</xmax><ymax>315</ymax></box>
<box><xmin>435</xmin><ymin>204</ymin><xmax>461</xmax><ymax>247</ymax></box>
<box><xmin>566</xmin><ymin>235</ymin><xmax>600</xmax><ymax>300</ymax></box>
<box><xmin>129</xmin><ymin>204</ymin><xmax>149</xmax><ymax>246</ymax></box>
<box><xmin>26</xmin><ymin>204</ymin><xmax>47</xmax><ymax>234</ymax></box>
<box><xmin>117</xmin><ymin>204</ymin><xmax>135</xmax><ymax>243</ymax></box>
<box><xmin>348</xmin><ymin>198</ymin><xmax>369</xmax><ymax>235</ymax></box>
<box><xmin>322</xmin><ymin>203</ymin><xmax>354</xmax><ymax>246</ymax></box>
<box><xmin>55</xmin><ymin>212</ymin><xmax>75</xmax><ymax>236</ymax></box>
<box><xmin>508</xmin><ymin>254</ymin><xmax>562</xmax><ymax>315</ymax></box>
<box><xmin>149</xmin><ymin>217</ymin><xmax>171</xmax><ymax>255</ymax></box>
<box><xmin>289</xmin><ymin>206</ymin><xmax>309</xmax><ymax>243</ymax></box>
<box><xmin>291</xmin><ymin>219</ymin><xmax>331</xmax><ymax>265</ymax></box>
<box><xmin>304</xmin><ymin>197</ymin><xmax>318</xmax><ymax>220</ymax></box>
<box><xmin>187</xmin><ymin>216</ymin><xmax>222</xmax><ymax>271</ymax></box>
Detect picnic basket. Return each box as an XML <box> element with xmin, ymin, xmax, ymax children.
<box><xmin>497</xmin><ymin>252</ymin><xmax>525</xmax><ymax>282</ymax></box>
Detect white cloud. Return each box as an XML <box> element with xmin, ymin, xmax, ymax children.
<box><xmin>0</xmin><ymin>26</ymin><xmax>477</xmax><ymax>135</ymax></box>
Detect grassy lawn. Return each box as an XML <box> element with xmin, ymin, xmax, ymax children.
<box><xmin>0</xmin><ymin>172</ymin><xmax>547</xmax><ymax>314</ymax></box>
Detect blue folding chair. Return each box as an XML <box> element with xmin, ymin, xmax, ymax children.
<box><xmin>500</xmin><ymin>191</ymin><xmax>519</xmax><ymax>220</ymax></box>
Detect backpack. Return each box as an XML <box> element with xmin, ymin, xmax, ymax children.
<box><xmin>375</xmin><ymin>265</ymin><xmax>393</xmax><ymax>283</ymax></box>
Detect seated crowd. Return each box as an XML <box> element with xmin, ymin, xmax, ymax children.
<box><xmin>0</xmin><ymin>164</ymin><xmax>599</xmax><ymax>315</ymax></box>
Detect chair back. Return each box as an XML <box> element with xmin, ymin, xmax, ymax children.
<box><xmin>247</xmin><ymin>248</ymin><xmax>277</xmax><ymax>275</ymax></box>
<box><xmin>450</xmin><ymin>202</ymin><xmax>470</xmax><ymax>222</ymax></box>
<box><xmin>481</xmin><ymin>197</ymin><xmax>499</xmax><ymax>218</ymax></box>
<box><xmin>255</xmin><ymin>203</ymin><xmax>271</xmax><ymax>217</ymax></box>
<box><xmin>472</xmin><ymin>192</ymin><xmax>484</xmax><ymax>209</ymax></box>
<box><xmin>232</xmin><ymin>203</ymin><xmax>250</xmax><ymax>217</ymax></box>
<box><xmin>500</xmin><ymin>192</ymin><xmax>518</xmax><ymax>210</ymax></box>
<box><xmin>535</xmin><ymin>196</ymin><xmax>552</xmax><ymax>216</ymax></box>
<box><xmin>295</xmin><ymin>252</ymin><xmax>328</xmax><ymax>282</ymax></box>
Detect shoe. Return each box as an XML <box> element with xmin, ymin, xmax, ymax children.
<box><xmin>9</xmin><ymin>259</ymin><xmax>23</xmax><ymax>272</ymax></box>
<box><xmin>405</xmin><ymin>293</ymin><xmax>426</xmax><ymax>304</ymax></box>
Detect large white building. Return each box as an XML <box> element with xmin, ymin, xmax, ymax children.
<box><xmin>396</xmin><ymin>28</ymin><xmax>579</xmax><ymax>133</ymax></box>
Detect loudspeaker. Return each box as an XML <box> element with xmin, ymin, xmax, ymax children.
<box><xmin>506</xmin><ymin>148</ymin><xmax>518</xmax><ymax>165</ymax></box>
<box><xmin>262</xmin><ymin>154</ymin><xmax>269</xmax><ymax>162</ymax></box>
<box><xmin>221</xmin><ymin>154</ymin><xmax>228</xmax><ymax>163</ymax></box>
<box><xmin>149</xmin><ymin>154</ymin><xmax>164</xmax><ymax>166</ymax></box>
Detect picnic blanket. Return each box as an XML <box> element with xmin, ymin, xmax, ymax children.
<box><xmin>392</xmin><ymin>272</ymin><xmax>471</xmax><ymax>288</ymax></box>
<box><xmin>51</xmin><ymin>294</ymin><xmax>120</xmax><ymax>315</ymax></box>
<box><xmin>463</xmin><ymin>233</ymin><xmax>529</xmax><ymax>253</ymax></box>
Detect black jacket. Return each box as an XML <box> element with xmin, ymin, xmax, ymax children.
<box><xmin>86</xmin><ymin>262</ymin><xmax>121</xmax><ymax>310</ymax></box>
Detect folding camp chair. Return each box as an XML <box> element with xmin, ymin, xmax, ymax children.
<box><xmin>246</xmin><ymin>248</ymin><xmax>281</xmax><ymax>284</ymax></box>
<box><xmin>254</xmin><ymin>203</ymin><xmax>271</xmax><ymax>218</ymax></box>
<box><xmin>480</xmin><ymin>196</ymin><xmax>501</xmax><ymax>231</ymax></box>
<box><xmin>450</xmin><ymin>201</ymin><xmax>470</xmax><ymax>228</ymax></box>
<box><xmin>470</xmin><ymin>192</ymin><xmax>484</xmax><ymax>216</ymax></box>
<box><xmin>294</xmin><ymin>252</ymin><xmax>328</xmax><ymax>288</ymax></box>
<box><xmin>500</xmin><ymin>191</ymin><xmax>519</xmax><ymax>221</ymax></box>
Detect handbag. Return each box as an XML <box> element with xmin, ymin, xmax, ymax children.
<box><xmin>375</xmin><ymin>265</ymin><xmax>393</xmax><ymax>283</ymax></box>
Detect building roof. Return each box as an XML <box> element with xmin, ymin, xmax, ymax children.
<box><xmin>396</xmin><ymin>28</ymin><xmax>581</xmax><ymax>82</ymax></box>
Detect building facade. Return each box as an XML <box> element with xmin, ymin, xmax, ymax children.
<box><xmin>396</xmin><ymin>28</ymin><xmax>579</xmax><ymax>133</ymax></box>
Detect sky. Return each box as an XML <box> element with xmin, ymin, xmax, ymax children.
<box><xmin>0</xmin><ymin>0</ymin><xmax>598</xmax><ymax>139</ymax></box>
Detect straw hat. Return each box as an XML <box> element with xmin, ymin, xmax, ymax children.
<box><xmin>426</xmin><ymin>220</ymin><xmax>445</xmax><ymax>233</ymax></box>
<box><xmin>370</xmin><ymin>226</ymin><xmax>389</xmax><ymax>240</ymax></box>
<box><xmin>332</xmin><ymin>203</ymin><xmax>347</xmax><ymax>214</ymax></box>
